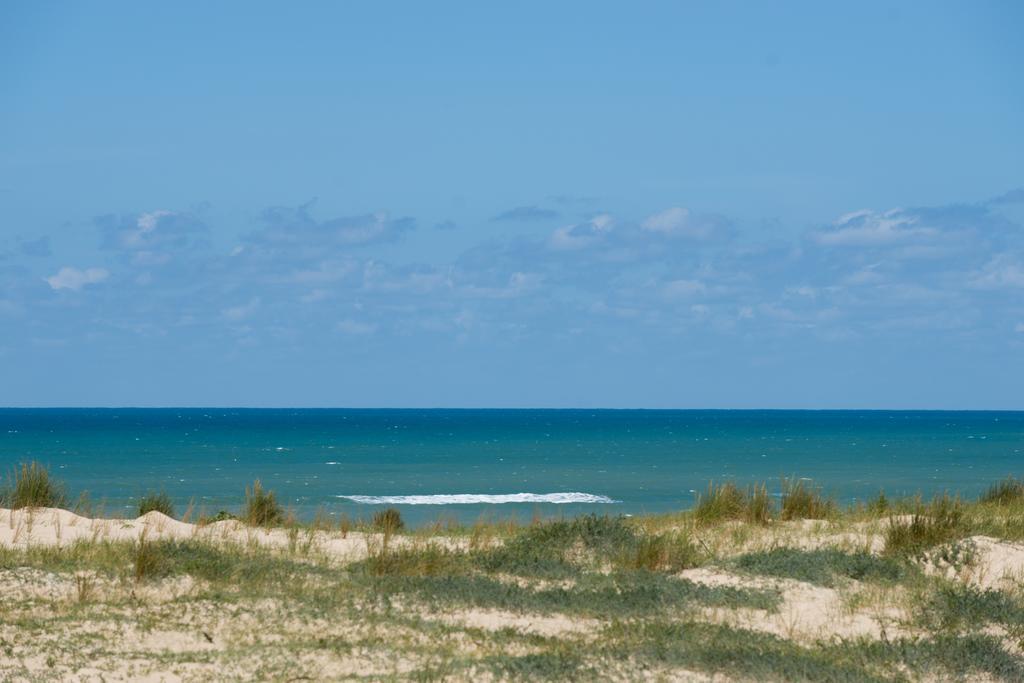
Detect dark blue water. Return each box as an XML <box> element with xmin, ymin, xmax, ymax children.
<box><xmin>1</xmin><ymin>409</ymin><xmax>1022</xmax><ymax>524</ymax></box>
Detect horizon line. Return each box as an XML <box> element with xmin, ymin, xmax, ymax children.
<box><xmin>2</xmin><ymin>406</ymin><xmax>1023</xmax><ymax>412</ymax></box>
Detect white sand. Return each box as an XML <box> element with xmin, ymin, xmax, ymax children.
<box><xmin>0</xmin><ymin>507</ymin><xmax>376</xmax><ymax>563</ymax></box>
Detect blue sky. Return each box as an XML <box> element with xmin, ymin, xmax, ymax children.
<box><xmin>1</xmin><ymin>1</ymin><xmax>1022</xmax><ymax>408</ymax></box>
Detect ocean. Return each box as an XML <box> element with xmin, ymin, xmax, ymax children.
<box><xmin>1</xmin><ymin>409</ymin><xmax>1022</xmax><ymax>525</ymax></box>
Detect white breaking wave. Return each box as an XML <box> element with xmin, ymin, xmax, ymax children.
<box><xmin>336</xmin><ymin>492</ymin><xmax>620</xmax><ymax>505</ymax></box>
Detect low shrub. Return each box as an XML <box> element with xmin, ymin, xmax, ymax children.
<box><xmin>922</xmin><ymin>584</ymin><xmax>1024</xmax><ymax>638</ymax></box>
<box><xmin>480</xmin><ymin>514</ymin><xmax>636</xmax><ymax>577</ymax></box>
<box><xmin>202</xmin><ymin>510</ymin><xmax>238</xmax><ymax>524</ymax></box>
<box><xmin>366</xmin><ymin>570</ymin><xmax>779</xmax><ymax>618</ymax></box>
<box><xmin>734</xmin><ymin>547</ymin><xmax>911</xmax><ymax>587</ymax></box>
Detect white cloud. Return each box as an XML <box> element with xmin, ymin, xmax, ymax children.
<box><xmin>548</xmin><ymin>214</ymin><xmax>614</xmax><ymax>251</ymax></box>
<box><xmin>45</xmin><ymin>267</ymin><xmax>109</xmax><ymax>291</ymax></box>
<box><xmin>970</xmin><ymin>255</ymin><xmax>1024</xmax><ymax>289</ymax></box>
<box><xmin>136</xmin><ymin>210</ymin><xmax>173</xmax><ymax>235</ymax></box>
<box><xmin>462</xmin><ymin>272</ymin><xmax>544</xmax><ymax>299</ymax></box>
<box><xmin>115</xmin><ymin>210</ymin><xmax>175</xmax><ymax>249</ymax></box>
<box><xmin>813</xmin><ymin>209</ymin><xmax>936</xmax><ymax>247</ymax></box>
<box><xmin>1015</xmin><ymin>323</ymin><xmax>1024</xmax><ymax>333</ymax></box>
<box><xmin>641</xmin><ymin>207</ymin><xmax>723</xmax><ymax>240</ymax></box>
<box><xmin>843</xmin><ymin>265</ymin><xmax>885</xmax><ymax>286</ymax></box>
<box><xmin>300</xmin><ymin>289</ymin><xmax>330</xmax><ymax>303</ymax></box>
<box><xmin>336</xmin><ymin>319</ymin><xmax>377</xmax><ymax>335</ymax></box>
<box><xmin>643</xmin><ymin>207</ymin><xmax>690</xmax><ymax>233</ymax></box>
<box><xmin>663</xmin><ymin>279</ymin><xmax>706</xmax><ymax>299</ymax></box>
<box><xmin>222</xmin><ymin>297</ymin><xmax>261</xmax><ymax>321</ymax></box>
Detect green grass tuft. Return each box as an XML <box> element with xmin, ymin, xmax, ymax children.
<box><xmin>745</xmin><ymin>483</ymin><xmax>774</xmax><ymax>525</ymax></box>
<box><xmin>2</xmin><ymin>461</ymin><xmax>67</xmax><ymax>509</ymax></box>
<box><xmin>133</xmin><ymin>538</ymin><xmax>164</xmax><ymax>581</ymax></box>
<box><xmin>693</xmin><ymin>481</ymin><xmax>746</xmax><ymax>524</ymax></box>
<box><xmin>884</xmin><ymin>493</ymin><xmax>964</xmax><ymax>556</ymax></box>
<box><xmin>372</xmin><ymin>507</ymin><xmax>405</xmax><ymax>533</ymax></box>
<box><xmin>136</xmin><ymin>491</ymin><xmax>175</xmax><ymax>518</ymax></box>
<box><xmin>693</xmin><ymin>481</ymin><xmax>775</xmax><ymax>526</ymax></box>
<box><xmin>628</xmin><ymin>531</ymin><xmax>702</xmax><ymax>572</ymax></box>
<box><xmin>979</xmin><ymin>476</ymin><xmax>1024</xmax><ymax>506</ymax></box>
<box><xmin>780</xmin><ymin>478</ymin><xmax>835</xmax><ymax>520</ymax></box>
<box><xmin>245</xmin><ymin>480</ymin><xmax>283</xmax><ymax>528</ymax></box>
<box><xmin>866</xmin><ymin>490</ymin><xmax>890</xmax><ymax>515</ymax></box>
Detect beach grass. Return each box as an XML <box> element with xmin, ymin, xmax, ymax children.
<box><xmin>884</xmin><ymin>493</ymin><xmax>964</xmax><ymax>556</ymax></box>
<box><xmin>693</xmin><ymin>481</ymin><xmax>775</xmax><ymax>526</ymax></box>
<box><xmin>137</xmin><ymin>490</ymin><xmax>175</xmax><ymax>518</ymax></box>
<box><xmin>780</xmin><ymin>477</ymin><xmax>836</xmax><ymax>520</ymax></box>
<box><xmin>372</xmin><ymin>506</ymin><xmax>405</xmax><ymax>532</ymax></box>
<box><xmin>980</xmin><ymin>476</ymin><xmax>1024</xmax><ymax>506</ymax></box>
<box><xmin>2</xmin><ymin>460</ymin><xmax>67</xmax><ymax>509</ymax></box>
<box><xmin>5</xmin><ymin>463</ymin><xmax>1024</xmax><ymax>680</ymax></box>
<box><xmin>245</xmin><ymin>479</ymin><xmax>283</xmax><ymax>527</ymax></box>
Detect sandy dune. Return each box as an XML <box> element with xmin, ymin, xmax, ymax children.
<box><xmin>0</xmin><ymin>507</ymin><xmax>376</xmax><ymax>563</ymax></box>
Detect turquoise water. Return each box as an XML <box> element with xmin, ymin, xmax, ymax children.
<box><xmin>1</xmin><ymin>409</ymin><xmax>1022</xmax><ymax>525</ymax></box>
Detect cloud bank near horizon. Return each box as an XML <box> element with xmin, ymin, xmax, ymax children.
<box><xmin>1</xmin><ymin>190</ymin><xmax>1022</xmax><ymax>407</ymax></box>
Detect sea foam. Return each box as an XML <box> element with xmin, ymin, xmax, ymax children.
<box><xmin>335</xmin><ymin>492</ymin><xmax>619</xmax><ymax>505</ymax></box>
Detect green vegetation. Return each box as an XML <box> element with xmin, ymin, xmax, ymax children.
<box><xmin>605</xmin><ymin>621</ymin><xmax>891</xmax><ymax>682</ymax></box>
<box><xmin>365</xmin><ymin>571</ymin><xmax>778</xmax><ymax>619</ymax></box>
<box><xmin>137</xmin><ymin>490</ymin><xmax>175</xmax><ymax>517</ymax></box>
<box><xmin>980</xmin><ymin>477</ymin><xmax>1024</xmax><ymax>506</ymax></box>
<box><xmin>692</xmin><ymin>479</ymin><xmax>833</xmax><ymax>525</ymax></box>
<box><xmin>359</xmin><ymin>515</ymin><xmax>707</xmax><ymax>583</ymax></box>
<box><xmin>884</xmin><ymin>493</ymin><xmax>964</xmax><ymax>556</ymax></box>
<box><xmin>781</xmin><ymin>477</ymin><xmax>835</xmax><ymax>520</ymax></box>
<box><xmin>733</xmin><ymin>548</ymin><xmax>912</xmax><ymax>587</ymax></box>
<box><xmin>693</xmin><ymin>481</ymin><xmax>775</xmax><ymax>525</ymax></box>
<box><xmin>628</xmin><ymin>530</ymin><xmax>702</xmax><ymax>572</ymax></box>
<box><xmin>5</xmin><ymin>460</ymin><xmax>1024</xmax><ymax>680</ymax></box>
<box><xmin>372</xmin><ymin>507</ymin><xmax>405</xmax><ymax>532</ymax></box>
<box><xmin>920</xmin><ymin>584</ymin><xmax>1024</xmax><ymax>639</ymax></box>
<box><xmin>1</xmin><ymin>461</ymin><xmax>66</xmax><ymax>509</ymax></box>
<box><xmin>866</xmin><ymin>490</ymin><xmax>890</xmax><ymax>515</ymax></box>
<box><xmin>244</xmin><ymin>479</ymin><xmax>283</xmax><ymax>527</ymax></box>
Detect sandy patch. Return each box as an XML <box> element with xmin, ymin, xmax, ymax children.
<box><xmin>680</xmin><ymin>567</ymin><xmax>907</xmax><ymax>643</ymax></box>
<box><xmin>924</xmin><ymin>535</ymin><xmax>1024</xmax><ymax>590</ymax></box>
